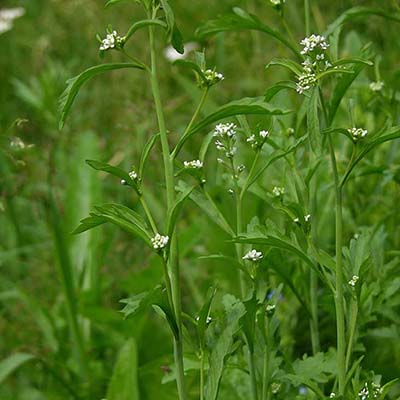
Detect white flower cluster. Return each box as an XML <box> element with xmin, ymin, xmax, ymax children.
<box><xmin>348</xmin><ymin>275</ymin><xmax>359</xmax><ymax>287</ymax></box>
<box><xmin>213</xmin><ymin>123</ymin><xmax>237</xmax><ymax>159</ymax></box>
<box><xmin>243</xmin><ymin>249</ymin><xmax>263</xmax><ymax>262</ymax></box>
<box><xmin>195</xmin><ymin>315</ymin><xmax>212</xmax><ymax>324</ymax></box>
<box><xmin>348</xmin><ymin>127</ymin><xmax>368</xmax><ymax>142</ymax></box>
<box><xmin>358</xmin><ymin>382</ymin><xmax>383</xmax><ymax>400</ymax></box>
<box><xmin>272</xmin><ymin>186</ymin><xmax>285</xmax><ymax>197</ymax></box>
<box><xmin>99</xmin><ymin>30</ymin><xmax>124</xmax><ymax>51</ymax></box>
<box><xmin>202</xmin><ymin>69</ymin><xmax>224</xmax><ymax>87</ymax></box>
<box><xmin>300</xmin><ymin>34</ymin><xmax>329</xmax><ymax>56</ymax></box>
<box><xmin>266</xmin><ymin>304</ymin><xmax>276</xmax><ymax>314</ymax></box>
<box><xmin>10</xmin><ymin>136</ymin><xmax>26</xmax><ymax>150</ymax></box>
<box><xmin>369</xmin><ymin>81</ymin><xmax>384</xmax><ymax>92</ymax></box>
<box><xmin>183</xmin><ymin>159</ymin><xmax>203</xmax><ymax>169</ymax></box>
<box><xmin>129</xmin><ymin>169</ymin><xmax>138</xmax><ymax>180</ymax></box>
<box><xmin>0</xmin><ymin>7</ymin><xmax>24</xmax><ymax>35</ymax></box>
<box><xmin>247</xmin><ymin>130</ymin><xmax>270</xmax><ymax>149</ymax></box>
<box><xmin>297</xmin><ymin>34</ymin><xmax>331</xmax><ymax>95</ymax></box>
<box><xmin>294</xmin><ymin>214</ymin><xmax>311</xmax><ymax>223</ymax></box>
<box><xmin>151</xmin><ymin>233</ymin><xmax>169</xmax><ymax>250</ymax></box>
<box><xmin>329</xmin><ymin>393</ymin><xmax>336</xmax><ymax>398</ymax></box>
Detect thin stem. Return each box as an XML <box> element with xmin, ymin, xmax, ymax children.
<box><xmin>248</xmin><ymin>349</ymin><xmax>259</xmax><ymax>400</ymax></box>
<box><xmin>200</xmin><ymin>349</ymin><xmax>205</xmax><ymax>400</ymax></box>
<box><xmin>305</xmin><ymin>0</ymin><xmax>311</xmax><ymax>36</ymax></box>
<box><xmin>345</xmin><ymin>298</ymin><xmax>358</xmax><ymax>372</ymax></box>
<box><xmin>328</xmin><ymin>134</ymin><xmax>346</xmax><ymax>396</ymax></box>
<box><xmin>261</xmin><ymin>317</ymin><xmax>270</xmax><ymax>400</ymax></box>
<box><xmin>139</xmin><ymin>195</ymin><xmax>158</xmax><ymax>233</ymax></box>
<box><xmin>148</xmin><ymin>13</ymin><xmax>188</xmax><ymax>400</ymax></box>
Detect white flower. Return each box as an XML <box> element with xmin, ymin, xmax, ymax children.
<box><xmin>151</xmin><ymin>233</ymin><xmax>169</xmax><ymax>250</ymax></box>
<box><xmin>304</xmin><ymin>214</ymin><xmax>311</xmax><ymax>222</ymax></box>
<box><xmin>213</xmin><ymin>123</ymin><xmax>237</xmax><ymax>138</ymax></box>
<box><xmin>329</xmin><ymin>393</ymin><xmax>336</xmax><ymax>399</ymax></box>
<box><xmin>260</xmin><ymin>130</ymin><xmax>269</xmax><ymax>139</ymax></box>
<box><xmin>266</xmin><ymin>304</ymin><xmax>276</xmax><ymax>314</ymax></box>
<box><xmin>203</xmin><ymin>68</ymin><xmax>224</xmax><ymax>86</ymax></box>
<box><xmin>369</xmin><ymin>81</ymin><xmax>384</xmax><ymax>92</ymax></box>
<box><xmin>0</xmin><ymin>7</ymin><xmax>24</xmax><ymax>34</ymax></box>
<box><xmin>243</xmin><ymin>249</ymin><xmax>263</xmax><ymax>262</ymax></box>
<box><xmin>293</xmin><ymin>217</ymin><xmax>300</xmax><ymax>223</ymax></box>
<box><xmin>183</xmin><ymin>159</ymin><xmax>203</xmax><ymax>169</ymax></box>
<box><xmin>347</xmin><ymin>127</ymin><xmax>368</xmax><ymax>141</ymax></box>
<box><xmin>10</xmin><ymin>137</ymin><xmax>26</xmax><ymax>150</ymax></box>
<box><xmin>349</xmin><ymin>275</ymin><xmax>359</xmax><ymax>287</ymax></box>
<box><xmin>99</xmin><ymin>30</ymin><xmax>124</xmax><ymax>51</ymax></box>
<box><xmin>270</xmin><ymin>0</ymin><xmax>285</xmax><ymax>5</ymax></box>
<box><xmin>296</xmin><ymin>71</ymin><xmax>317</xmax><ymax>94</ymax></box>
<box><xmin>358</xmin><ymin>383</ymin><xmax>369</xmax><ymax>400</ymax></box>
<box><xmin>164</xmin><ymin>42</ymin><xmax>198</xmax><ymax>62</ymax></box>
<box><xmin>300</xmin><ymin>34</ymin><xmax>329</xmax><ymax>55</ymax></box>
<box><xmin>120</xmin><ymin>179</ymin><xmax>127</xmax><ymax>185</ymax></box>
<box><xmin>129</xmin><ymin>169</ymin><xmax>138</xmax><ymax>180</ymax></box>
<box><xmin>272</xmin><ymin>186</ymin><xmax>285</xmax><ymax>197</ymax></box>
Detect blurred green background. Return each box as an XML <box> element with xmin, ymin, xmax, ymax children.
<box><xmin>1</xmin><ymin>0</ymin><xmax>400</xmax><ymax>399</ymax></box>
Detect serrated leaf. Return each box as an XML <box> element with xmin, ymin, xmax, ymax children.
<box><xmin>204</xmin><ymin>294</ymin><xmax>246</xmax><ymax>400</ymax></box>
<box><xmin>307</xmin><ymin>87</ymin><xmax>322</xmax><ymax>154</ymax></box>
<box><xmin>172</xmin><ymin>97</ymin><xmax>291</xmax><ymax>157</ymax></box>
<box><xmin>120</xmin><ymin>286</ymin><xmax>162</xmax><ymax>319</ymax></box>
<box><xmin>0</xmin><ymin>353</ymin><xmax>36</xmax><ymax>384</ymax></box>
<box><xmin>107</xmin><ymin>338</ymin><xmax>139</xmax><ymax>400</ymax></box>
<box><xmin>196</xmin><ymin>7</ymin><xmax>299</xmax><ymax>57</ymax></box>
<box><xmin>59</xmin><ymin>63</ymin><xmax>145</xmax><ymax>129</ymax></box>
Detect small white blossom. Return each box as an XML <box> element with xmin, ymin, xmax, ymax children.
<box><xmin>129</xmin><ymin>169</ymin><xmax>138</xmax><ymax>180</ymax></box>
<box><xmin>151</xmin><ymin>233</ymin><xmax>169</xmax><ymax>250</ymax></box>
<box><xmin>304</xmin><ymin>214</ymin><xmax>311</xmax><ymax>222</ymax></box>
<box><xmin>243</xmin><ymin>249</ymin><xmax>263</xmax><ymax>262</ymax></box>
<box><xmin>237</xmin><ymin>164</ymin><xmax>246</xmax><ymax>173</ymax></box>
<box><xmin>184</xmin><ymin>159</ymin><xmax>203</xmax><ymax>169</ymax></box>
<box><xmin>329</xmin><ymin>393</ymin><xmax>336</xmax><ymax>399</ymax></box>
<box><xmin>195</xmin><ymin>315</ymin><xmax>212</xmax><ymax>324</ymax></box>
<box><xmin>293</xmin><ymin>217</ymin><xmax>300</xmax><ymax>223</ymax></box>
<box><xmin>349</xmin><ymin>275</ymin><xmax>359</xmax><ymax>287</ymax></box>
<box><xmin>99</xmin><ymin>30</ymin><xmax>124</xmax><ymax>51</ymax></box>
<box><xmin>202</xmin><ymin>68</ymin><xmax>224</xmax><ymax>87</ymax></box>
<box><xmin>300</xmin><ymin>34</ymin><xmax>329</xmax><ymax>55</ymax></box>
<box><xmin>369</xmin><ymin>81</ymin><xmax>384</xmax><ymax>92</ymax></box>
<box><xmin>358</xmin><ymin>383</ymin><xmax>369</xmax><ymax>400</ymax></box>
<box><xmin>272</xmin><ymin>186</ymin><xmax>285</xmax><ymax>197</ymax></box>
<box><xmin>260</xmin><ymin>130</ymin><xmax>269</xmax><ymax>139</ymax></box>
<box><xmin>296</xmin><ymin>71</ymin><xmax>317</xmax><ymax>94</ymax></box>
<box><xmin>213</xmin><ymin>123</ymin><xmax>237</xmax><ymax>138</ymax></box>
<box><xmin>0</xmin><ymin>7</ymin><xmax>24</xmax><ymax>34</ymax></box>
<box><xmin>348</xmin><ymin>127</ymin><xmax>368</xmax><ymax>141</ymax></box>
<box><xmin>120</xmin><ymin>179</ymin><xmax>127</xmax><ymax>185</ymax></box>
<box><xmin>266</xmin><ymin>304</ymin><xmax>276</xmax><ymax>314</ymax></box>
<box><xmin>270</xmin><ymin>0</ymin><xmax>285</xmax><ymax>5</ymax></box>
<box><xmin>10</xmin><ymin>136</ymin><xmax>26</xmax><ymax>150</ymax></box>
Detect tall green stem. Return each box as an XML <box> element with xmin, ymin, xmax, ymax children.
<box><xmin>148</xmin><ymin>17</ymin><xmax>188</xmax><ymax>400</ymax></box>
<box><xmin>328</xmin><ymin>134</ymin><xmax>346</xmax><ymax>396</ymax></box>
<box><xmin>248</xmin><ymin>349</ymin><xmax>259</xmax><ymax>400</ymax></box>
<box><xmin>305</xmin><ymin>0</ymin><xmax>311</xmax><ymax>36</ymax></box>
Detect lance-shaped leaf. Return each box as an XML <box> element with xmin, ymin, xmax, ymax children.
<box><xmin>125</xmin><ymin>19</ymin><xmax>167</xmax><ymax>41</ymax></box>
<box><xmin>139</xmin><ymin>133</ymin><xmax>159</xmax><ymax>179</ymax></box>
<box><xmin>120</xmin><ymin>285</ymin><xmax>162</xmax><ymax>319</ymax></box>
<box><xmin>86</xmin><ymin>159</ymin><xmax>138</xmax><ymax>190</ymax></box>
<box><xmin>196</xmin><ymin>7</ymin><xmax>300</xmax><ymax>57</ymax></box>
<box><xmin>266</xmin><ymin>58</ymin><xmax>303</xmax><ymax>76</ymax></box>
<box><xmin>172</xmin><ymin>97</ymin><xmax>291</xmax><ymax>157</ymax></box>
<box><xmin>160</xmin><ymin>0</ymin><xmax>184</xmax><ymax>53</ymax></box>
<box><xmin>0</xmin><ymin>353</ymin><xmax>36</xmax><ymax>384</ymax></box>
<box><xmin>197</xmin><ymin>287</ymin><xmax>217</xmax><ymax>349</ymax></box>
<box><xmin>107</xmin><ymin>338</ymin><xmax>140</xmax><ymax>400</ymax></box>
<box><xmin>264</xmin><ymin>81</ymin><xmax>297</xmax><ymax>102</ymax></box>
<box><xmin>74</xmin><ymin>203</ymin><xmax>152</xmax><ymax>246</ymax></box>
<box><xmin>59</xmin><ymin>63</ymin><xmax>145</xmax><ymax>129</ymax></box>
<box><xmin>205</xmin><ymin>294</ymin><xmax>246</xmax><ymax>400</ymax></box>
<box><xmin>325</xmin><ymin>6</ymin><xmax>400</xmax><ymax>38</ymax></box>
<box><xmin>307</xmin><ymin>87</ymin><xmax>322</xmax><ymax>155</ymax></box>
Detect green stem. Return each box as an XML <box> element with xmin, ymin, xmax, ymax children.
<box><xmin>345</xmin><ymin>298</ymin><xmax>358</xmax><ymax>372</ymax></box>
<box><xmin>261</xmin><ymin>317</ymin><xmax>270</xmax><ymax>400</ymax></box>
<box><xmin>305</xmin><ymin>0</ymin><xmax>311</xmax><ymax>36</ymax></box>
<box><xmin>248</xmin><ymin>349</ymin><xmax>259</xmax><ymax>400</ymax></box>
<box><xmin>328</xmin><ymin>134</ymin><xmax>346</xmax><ymax>396</ymax></box>
<box><xmin>140</xmin><ymin>195</ymin><xmax>158</xmax><ymax>233</ymax></box>
<box><xmin>148</xmin><ymin>15</ymin><xmax>188</xmax><ymax>400</ymax></box>
<box><xmin>200</xmin><ymin>349</ymin><xmax>205</xmax><ymax>400</ymax></box>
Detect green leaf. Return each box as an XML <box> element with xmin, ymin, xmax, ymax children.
<box><xmin>266</xmin><ymin>58</ymin><xmax>303</xmax><ymax>76</ymax></box>
<box><xmin>166</xmin><ymin>185</ymin><xmax>194</xmax><ymax>238</ymax></box>
<box><xmin>59</xmin><ymin>63</ymin><xmax>145</xmax><ymax>129</ymax></box>
<box><xmin>204</xmin><ymin>294</ymin><xmax>246</xmax><ymax>400</ymax></box>
<box><xmin>86</xmin><ymin>159</ymin><xmax>137</xmax><ymax>189</ymax></box>
<box><xmin>325</xmin><ymin>6</ymin><xmax>400</xmax><ymax>38</ymax></box>
<box><xmin>307</xmin><ymin>87</ymin><xmax>321</xmax><ymax>154</ymax></box>
<box><xmin>152</xmin><ymin>303</ymin><xmax>179</xmax><ymax>339</ymax></box>
<box><xmin>197</xmin><ymin>287</ymin><xmax>217</xmax><ymax>348</ymax></box>
<box><xmin>160</xmin><ymin>0</ymin><xmax>184</xmax><ymax>53</ymax></box>
<box><xmin>196</xmin><ymin>7</ymin><xmax>299</xmax><ymax>57</ymax></box>
<box><xmin>172</xmin><ymin>97</ymin><xmax>291</xmax><ymax>157</ymax></box>
<box><xmin>173</xmin><ymin>59</ymin><xmax>206</xmax><ymax>81</ymax></box>
<box><xmin>125</xmin><ymin>19</ymin><xmax>167</xmax><ymax>41</ymax></box>
<box><xmin>120</xmin><ymin>286</ymin><xmax>162</xmax><ymax>319</ymax></box>
<box><xmin>74</xmin><ymin>203</ymin><xmax>152</xmax><ymax>246</ymax></box>
<box><xmin>139</xmin><ymin>133</ymin><xmax>159</xmax><ymax>180</ymax></box>
<box><xmin>0</xmin><ymin>353</ymin><xmax>36</xmax><ymax>384</ymax></box>
<box><xmin>240</xmin><ymin>293</ymin><xmax>258</xmax><ymax>353</ymax></box>
<box><xmin>264</xmin><ymin>81</ymin><xmax>297</xmax><ymax>102</ymax></box>
<box><xmin>105</xmin><ymin>0</ymin><xmax>134</xmax><ymax>7</ymax></box>
<box><xmin>176</xmin><ymin>181</ymin><xmax>234</xmax><ymax>236</ymax></box>
<box><xmin>107</xmin><ymin>338</ymin><xmax>139</xmax><ymax>400</ymax></box>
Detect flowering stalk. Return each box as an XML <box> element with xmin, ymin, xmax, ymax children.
<box><xmin>147</xmin><ymin>7</ymin><xmax>188</xmax><ymax>400</ymax></box>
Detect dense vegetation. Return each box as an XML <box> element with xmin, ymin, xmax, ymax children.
<box><xmin>1</xmin><ymin>0</ymin><xmax>400</xmax><ymax>399</ymax></box>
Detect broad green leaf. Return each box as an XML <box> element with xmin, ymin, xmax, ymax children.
<box><xmin>205</xmin><ymin>294</ymin><xmax>246</xmax><ymax>400</ymax></box>
<box><xmin>307</xmin><ymin>87</ymin><xmax>321</xmax><ymax>154</ymax></box>
<box><xmin>59</xmin><ymin>63</ymin><xmax>145</xmax><ymax>129</ymax></box>
<box><xmin>139</xmin><ymin>133</ymin><xmax>159</xmax><ymax>179</ymax></box>
<box><xmin>197</xmin><ymin>287</ymin><xmax>217</xmax><ymax>348</ymax></box>
<box><xmin>266</xmin><ymin>58</ymin><xmax>303</xmax><ymax>76</ymax></box>
<box><xmin>166</xmin><ymin>185</ymin><xmax>194</xmax><ymax>238</ymax></box>
<box><xmin>325</xmin><ymin>7</ymin><xmax>400</xmax><ymax>38</ymax></box>
<box><xmin>0</xmin><ymin>353</ymin><xmax>36</xmax><ymax>384</ymax></box>
<box><xmin>240</xmin><ymin>293</ymin><xmax>258</xmax><ymax>353</ymax></box>
<box><xmin>120</xmin><ymin>286</ymin><xmax>162</xmax><ymax>319</ymax></box>
<box><xmin>172</xmin><ymin>97</ymin><xmax>291</xmax><ymax>157</ymax></box>
<box><xmin>160</xmin><ymin>0</ymin><xmax>184</xmax><ymax>53</ymax></box>
<box><xmin>74</xmin><ymin>203</ymin><xmax>152</xmax><ymax>246</ymax></box>
<box><xmin>264</xmin><ymin>81</ymin><xmax>297</xmax><ymax>102</ymax></box>
<box><xmin>107</xmin><ymin>338</ymin><xmax>139</xmax><ymax>400</ymax></box>
<box><xmin>341</xmin><ymin>126</ymin><xmax>400</xmax><ymax>186</ymax></box>
<box><xmin>86</xmin><ymin>159</ymin><xmax>138</xmax><ymax>189</ymax></box>
<box><xmin>176</xmin><ymin>181</ymin><xmax>234</xmax><ymax>236</ymax></box>
<box><xmin>125</xmin><ymin>19</ymin><xmax>167</xmax><ymax>41</ymax></box>
<box><xmin>196</xmin><ymin>7</ymin><xmax>299</xmax><ymax>57</ymax></box>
